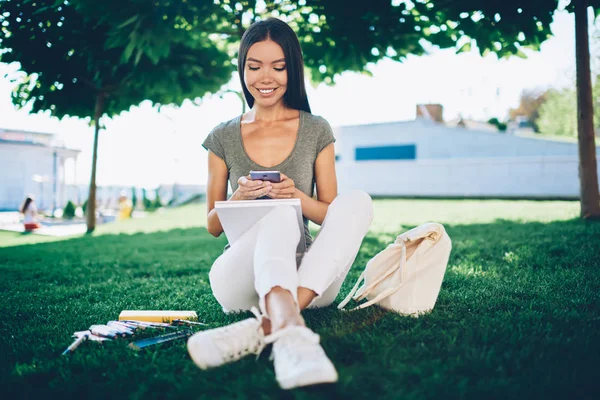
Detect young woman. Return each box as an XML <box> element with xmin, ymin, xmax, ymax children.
<box><xmin>187</xmin><ymin>18</ymin><xmax>373</xmax><ymax>390</ymax></box>
<box><xmin>21</xmin><ymin>196</ymin><xmax>41</xmax><ymax>231</ymax></box>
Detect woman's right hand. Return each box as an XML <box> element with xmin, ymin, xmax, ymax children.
<box><xmin>232</xmin><ymin>175</ymin><xmax>272</xmax><ymax>200</ymax></box>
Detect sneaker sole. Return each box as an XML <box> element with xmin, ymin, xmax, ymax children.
<box><xmin>187</xmin><ymin>333</ymin><xmax>222</xmax><ymax>370</ymax></box>
<box><xmin>187</xmin><ymin>320</ymin><xmax>264</xmax><ymax>370</ymax></box>
<box><xmin>277</xmin><ymin>365</ymin><xmax>338</xmax><ymax>390</ymax></box>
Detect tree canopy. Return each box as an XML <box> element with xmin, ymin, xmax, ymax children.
<box><xmin>1</xmin><ymin>0</ymin><xmax>598</xmax><ymax>220</ymax></box>
<box><xmin>0</xmin><ymin>0</ymin><xmax>233</xmax><ymax>119</ymax></box>
<box><xmin>1</xmin><ymin>0</ymin><xmax>582</xmax><ymax>119</ymax></box>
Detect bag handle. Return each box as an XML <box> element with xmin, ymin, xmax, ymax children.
<box><xmin>354</xmin><ymin>242</ymin><xmax>406</xmax><ymax>302</ymax></box>
<box><xmin>338</xmin><ymin>239</ymin><xmax>407</xmax><ymax>311</ymax></box>
<box><xmin>396</xmin><ymin>223</ymin><xmax>442</xmax><ymax>245</ymax></box>
<box><xmin>339</xmin><ymin>247</ymin><xmax>399</xmax><ymax>310</ymax></box>
<box><xmin>337</xmin><ymin>270</ymin><xmax>366</xmax><ymax>310</ymax></box>
<box><xmin>346</xmin><ymin>281</ymin><xmax>407</xmax><ymax>311</ymax></box>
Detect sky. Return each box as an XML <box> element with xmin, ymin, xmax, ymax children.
<box><xmin>0</xmin><ymin>9</ymin><xmax>581</xmax><ymax>188</ymax></box>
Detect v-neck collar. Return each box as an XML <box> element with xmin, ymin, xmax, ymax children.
<box><xmin>237</xmin><ymin>110</ymin><xmax>304</xmax><ymax>169</ymax></box>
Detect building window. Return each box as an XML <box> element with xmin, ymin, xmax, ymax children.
<box><xmin>355</xmin><ymin>145</ymin><xmax>416</xmax><ymax>161</ymax></box>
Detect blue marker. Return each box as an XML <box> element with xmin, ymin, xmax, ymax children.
<box><xmin>62</xmin><ymin>333</ymin><xmax>88</xmax><ymax>355</ymax></box>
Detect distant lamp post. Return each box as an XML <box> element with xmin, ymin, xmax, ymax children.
<box><xmin>32</xmin><ymin>174</ymin><xmax>49</xmax><ymax>211</ymax></box>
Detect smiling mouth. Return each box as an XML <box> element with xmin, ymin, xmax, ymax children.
<box><xmin>257</xmin><ymin>88</ymin><xmax>276</xmax><ymax>94</ymax></box>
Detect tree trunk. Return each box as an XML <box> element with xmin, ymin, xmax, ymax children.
<box><xmin>575</xmin><ymin>0</ymin><xmax>600</xmax><ymax>219</ymax></box>
<box><xmin>86</xmin><ymin>92</ymin><xmax>105</xmax><ymax>233</ymax></box>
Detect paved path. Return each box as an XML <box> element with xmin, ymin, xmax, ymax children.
<box><xmin>0</xmin><ymin>222</ymin><xmax>88</xmax><ymax>236</ymax></box>
<box><xmin>0</xmin><ymin>212</ymin><xmax>87</xmax><ymax>236</ymax></box>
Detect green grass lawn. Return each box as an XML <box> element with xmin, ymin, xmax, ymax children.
<box><xmin>1</xmin><ymin>200</ymin><xmax>599</xmax><ymax>399</ymax></box>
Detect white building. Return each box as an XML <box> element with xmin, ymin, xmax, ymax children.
<box><xmin>334</xmin><ymin>115</ymin><xmax>600</xmax><ymax>199</ymax></box>
<box><xmin>0</xmin><ymin>128</ymin><xmax>80</xmax><ymax>211</ymax></box>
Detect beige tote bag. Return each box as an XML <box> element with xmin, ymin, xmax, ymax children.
<box><xmin>338</xmin><ymin>223</ymin><xmax>452</xmax><ymax>316</ymax></box>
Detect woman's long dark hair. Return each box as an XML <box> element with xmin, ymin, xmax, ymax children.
<box><xmin>21</xmin><ymin>197</ymin><xmax>33</xmax><ymax>213</ymax></box>
<box><xmin>238</xmin><ymin>18</ymin><xmax>311</xmax><ymax>113</ymax></box>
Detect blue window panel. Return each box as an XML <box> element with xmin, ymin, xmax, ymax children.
<box><xmin>355</xmin><ymin>145</ymin><xmax>416</xmax><ymax>161</ymax></box>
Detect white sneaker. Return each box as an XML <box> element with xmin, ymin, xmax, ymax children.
<box><xmin>187</xmin><ymin>307</ymin><xmax>266</xmax><ymax>370</ymax></box>
<box><xmin>266</xmin><ymin>325</ymin><xmax>338</xmax><ymax>390</ymax></box>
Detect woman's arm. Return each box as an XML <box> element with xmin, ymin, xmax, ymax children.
<box><xmin>205</xmin><ymin>151</ymin><xmax>274</xmax><ymax>237</ymax></box>
<box><xmin>206</xmin><ymin>151</ymin><xmax>229</xmax><ymax>237</ymax></box>
<box><xmin>295</xmin><ymin>143</ymin><xmax>337</xmax><ymax>225</ymax></box>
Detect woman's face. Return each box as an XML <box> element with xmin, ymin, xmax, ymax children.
<box><xmin>244</xmin><ymin>39</ymin><xmax>288</xmax><ymax>109</ymax></box>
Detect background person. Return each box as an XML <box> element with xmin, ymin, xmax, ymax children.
<box><xmin>20</xmin><ymin>196</ymin><xmax>41</xmax><ymax>232</ymax></box>
<box><xmin>117</xmin><ymin>191</ymin><xmax>133</xmax><ymax>221</ymax></box>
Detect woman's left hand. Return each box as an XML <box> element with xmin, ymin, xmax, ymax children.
<box><xmin>267</xmin><ymin>173</ymin><xmax>297</xmax><ymax>199</ymax></box>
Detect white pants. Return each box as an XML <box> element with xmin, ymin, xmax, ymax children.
<box><xmin>209</xmin><ymin>190</ymin><xmax>374</xmax><ymax>315</ymax></box>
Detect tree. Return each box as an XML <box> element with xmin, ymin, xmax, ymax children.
<box><xmin>488</xmin><ymin>117</ymin><xmax>508</xmax><ymax>132</ymax></box>
<box><xmin>509</xmin><ymin>89</ymin><xmax>549</xmax><ymax>132</ymax></box>
<box><xmin>0</xmin><ymin>0</ymin><xmax>233</xmax><ymax>232</ymax></box>
<box><xmin>130</xmin><ymin>187</ymin><xmax>137</xmax><ymax>217</ymax></box>
<box><xmin>141</xmin><ymin>188</ymin><xmax>152</xmax><ymax>210</ymax></box>
<box><xmin>537</xmin><ymin>88</ymin><xmax>578</xmax><ymax>137</ymax></box>
<box><xmin>535</xmin><ymin>79</ymin><xmax>600</xmax><ymax>138</ymax></box>
<box><xmin>63</xmin><ymin>200</ymin><xmax>76</xmax><ymax>219</ymax></box>
<box><xmin>572</xmin><ymin>0</ymin><xmax>600</xmax><ymax>218</ymax></box>
<box><xmin>529</xmin><ymin>25</ymin><xmax>600</xmax><ymax>138</ymax></box>
<box><xmin>153</xmin><ymin>188</ymin><xmax>162</xmax><ymax>209</ymax></box>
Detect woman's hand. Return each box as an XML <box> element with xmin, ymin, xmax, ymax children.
<box><xmin>267</xmin><ymin>173</ymin><xmax>296</xmax><ymax>199</ymax></box>
<box><xmin>232</xmin><ymin>175</ymin><xmax>272</xmax><ymax>200</ymax></box>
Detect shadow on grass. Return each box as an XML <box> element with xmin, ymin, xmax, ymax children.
<box><xmin>0</xmin><ymin>218</ymin><xmax>599</xmax><ymax>399</ymax></box>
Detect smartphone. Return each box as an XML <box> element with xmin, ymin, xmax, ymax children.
<box><xmin>250</xmin><ymin>170</ymin><xmax>280</xmax><ymax>200</ymax></box>
<box><xmin>250</xmin><ymin>170</ymin><xmax>281</xmax><ymax>183</ymax></box>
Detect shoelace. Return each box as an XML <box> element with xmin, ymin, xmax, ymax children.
<box><xmin>214</xmin><ymin>307</ymin><xmax>267</xmax><ymax>361</ymax></box>
<box><xmin>265</xmin><ymin>326</ymin><xmax>322</xmax><ymax>363</ymax></box>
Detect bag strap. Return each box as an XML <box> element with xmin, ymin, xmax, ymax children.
<box><xmin>338</xmin><ymin>239</ymin><xmax>407</xmax><ymax>311</ymax></box>
<box><xmin>346</xmin><ymin>281</ymin><xmax>407</xmax><ymax>311</ymax></box>
<box><xmin>354</xmin><ymin>242</ymin><xmax>406</xmax><ymax>302</ymax></box>
<box><xmin>337</xmin><ymin>270</ymin><xmax>366</xmax><ymax>310</ymax></box>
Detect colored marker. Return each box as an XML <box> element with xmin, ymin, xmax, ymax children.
<box><xmin>73</xmin><ymin>330</ymin><xmax>110</xmax><ymax>343</ymax></box>
<box><xmin>172</xmin><ymin>319</ymin><xmax>207</xmax><ymax>326</ymax></box>
<box><xmin>107</xmin><ymin>321</ymin><xmax>135</xmax><ymax>335</ymax></box>
<box><xmin>62</xmin><ymin>333</ymin><xmax>88</xmax><ymax>355</ymax></box>
<box><xmin>129</xmin><ymin>329</ymin><xmax>193</xmax><ymax>350</ymax></box>
<box><xmin>115</xmin><ymin>321</ymin><xmax>144</xmax><ymax>330</ymax></box>
<box><xmin>89</xmin><ymin>325</ymin><xmax>118</xmax><ymax>339</ymax></box>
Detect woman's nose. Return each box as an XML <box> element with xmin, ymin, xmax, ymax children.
<box><xmin>259</xmin><ymin>68</ymin><xmax>274</xmax><ymax>83</ymax></box>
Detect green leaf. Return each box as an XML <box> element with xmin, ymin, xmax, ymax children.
<box><xmin>134</xmin><ymin>48</ymin><xmax>143</xmax><ymax>65</ymax></box>
<box><xmin>32</xmin><ymin>6</ymin><xmax>50</xmax><ymax>16</ymax></box>
<box><xmin>457</xmin><ymin>41</ymin><xmax>471</xmax><ymax>53</ymax></box>
<box><xmin>116</xmin><ymin>15</ymin><xmax>140</xmax><ymax>30</ymax></box>
<box><xmin>515</xmin><ymin>49</ymin><xmax>528</xmax><ymax>59</ymax></box>
<box><xmin>122</xmin><ymin>40</ymin><xmax>136</xmax><ymax>63</ymax></box>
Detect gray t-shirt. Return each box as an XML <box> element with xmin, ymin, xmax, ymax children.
<box><xmin>202</xmin><ymin>110</ymin><xmax>336</xmax><ymax>251</ymax></box>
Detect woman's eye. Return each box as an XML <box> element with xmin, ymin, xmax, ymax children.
<box><xmin>248</xmin><ymin>66</ymin><xmax>259</xmax><ymax>71</ymax></box>
<box><xmin>274</xmin><ymin>67</ymin><xmax>286</xmax><ymax>71</ymax></box>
